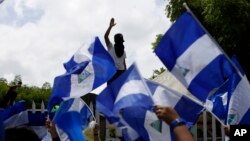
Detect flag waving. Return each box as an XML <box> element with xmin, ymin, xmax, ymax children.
<box><xmin>155</xmin><ymin>12</ymin><xmax>234</xmax><ymax>102</ymax></box>
<box><xmin>204</xmin><ymin>56</ymin><xmax>250</xmax><ymax>125</ymax></box>
<box><xmin>53</xmin><ymin>98</ymin><xmax>93</xmax><ymax>141</ymax></box>
<box><xmin>96</xmin><ymin>63</ymin><xmax>154</xmax><ymax>124</ymax></box>
<box><xmin>48</xmin><ymin>37</ymin><xmax>116</xmax><ymax>111</ymax></box>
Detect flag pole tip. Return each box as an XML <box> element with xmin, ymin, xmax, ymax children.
<box><xmin>182</xmin><ymin>2</ymin><xmax>190</xmax><ymax>12</ymax></box>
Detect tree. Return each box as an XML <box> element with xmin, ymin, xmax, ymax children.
<box><xmin>42</xmin><ymin>82</ymin><xmax>51</xmax><ymax>90</ymax></box>
<box><xmin>151</xmin><ymin>34</ymin><xmax>163</xmax><ymax>50</ymax></box>
<box><xmin>165</xmin><ymin>0</ymin><xmax>250</xmax><ymax>79</ymax></box>
<box><xmin>150</xmin><ymin>34</ymin><xmax>165</xmax><ymax>79</ymax></box>
<box><xmin>9</xmin><ymin>75</ymin><xmax>22</xmax><ymax>86</ymax></box>
<box><xmin>0</xmin><ymin>77</ymin><xmax>7</xmax><ymax>84</ymax></box>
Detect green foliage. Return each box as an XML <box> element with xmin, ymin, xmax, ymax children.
<box><xmin>9</xmin><ymin>75</ymin><xmax>22</xmax><ymax>86</ymax></box>
<box><xmin>0</xmin><ymin>76</ymin><xmax>52</xmax><ymax>108</ymax></box>
<box><xmin>151</xmin><ymin>34</ymin><xmax>163</xmax><ymax>50</ymax></box>
<box><xmin>150</xmin><ymin>67</ymin><xmax>166</xmax><ymax>79</ymax></box>
<box><xmin>0</xmin><ymin>80</ymin><xmax>9</xmax><ymax>99</ymax></box>
<box><xmin>42</xmin><ymin>82</ymin><xmax>52</xmax><ymax>90</ymax></box>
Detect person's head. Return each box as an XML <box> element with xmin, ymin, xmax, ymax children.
<box><xmin>114</xmin><ymin>33</ymin><xmax>124</xmax><ymax>44</ymax></box>
<box><xmin>5</xmin><ymin>127</ymin><xmax>40</xmax><ymax>141</ymax></box>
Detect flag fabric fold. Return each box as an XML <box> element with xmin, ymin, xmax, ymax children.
<box><xmin>48</xmin><ymin>37</ymin><xmax>116</xmax><ymax>111</ymax></box>
<box><xmin>53</xmin><ymin>98</ymin><xmax>93</xmax><ymax>141</ymax></box>
<box><xmin>204</xmin><ymin>56</ymin><xmax>250</xmax><ymax>125</ymax></box>
<box><xmin>227</xmin><ymin>74</ymin><xmax>250</xmax><ymax>125</ymax></box>
<box><xmin>118</xmin><ymin>80</ymin><xmax>204</xmax><ymax>141</ymax></box>
<box><xmin>96</xmin><ymin>63</ymin><xmax>154</xmax><ymax>124</ymax></box>
<box><xmin>155</xmin><ymin>12</ymin><xmax>234</xmax><ymax>102</ymax></box>
<box><xmin>2</xmin><ymin>100</ymin><xmax>29</xmax><ymax>129</ymax></box>
<box><xmin>97</xmin><ymin>74</ymin><xmax>203</xmax><ymax>141</ymax></box>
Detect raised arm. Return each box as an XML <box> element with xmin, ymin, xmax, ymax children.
<box><xmin>104</xmin><ymin>18</ymin><xmax>116</xmax><ymax>49</ymax></box>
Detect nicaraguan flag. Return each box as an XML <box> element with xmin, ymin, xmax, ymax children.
<box><xmin>96</xmin><ymin>63</ymin><xmax>154</xmax><ymax>124</ymax></box>
<box><xmin>2</xmin><ymin>101</ymin><xmax>49</xmax><ymax>139</ymax></box>
<box><xmin>204</xmin><ymin>56</ymin><xmax>248</xmax><ymax>124</ymax></box>
<box><xmin>119</xmin><ymin>80</ymin><xmax>204</xmax><ymax>141</ymax></box>
<box><xmin>227</xmin><ymin>75</ymin><xmax>250</xmax><ymax>125</ymax></box>
<box><xmin>205</xmin><ymin>81</ymin><xmax>229</xmax><ymax>123</ymax></box>
<box><xmin>48</xmin><ymin>37</ymin><xmax>116</xmax><ymax>111</ymax></box>
<box><xmin>53</xmin><ymin>98</ymin><xmax>93</xmax><ymax>141</ymax></box>
<box><xmin>155</xmin><ymin>12</ymin><xmax>234</xmax><ymax>102</ymax></box>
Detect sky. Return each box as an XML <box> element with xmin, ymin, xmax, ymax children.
<box><xmin>0</xmin><ymin>0</ymin><xmax>171</xmax><ymax>87</ymax></box>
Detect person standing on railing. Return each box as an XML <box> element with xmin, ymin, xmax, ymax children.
<box><xmin>104</xmin><ymin>18</ymin><xmax>127</xmax><ymax>85</ymax></box>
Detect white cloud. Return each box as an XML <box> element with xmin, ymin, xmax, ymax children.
<box><xmin>0</xmin><ymin>0</ymin><xmax>170</xmax><ymax>87</ymax></box>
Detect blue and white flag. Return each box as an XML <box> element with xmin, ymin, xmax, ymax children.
<box><xmin>48</xmin><ymin>37</ymin><xmax>116</xmax><ymax>111</ymax></box>
<box><xmin>53</xmin><ymin>98</ymin><xmax>93</xmax><ymax>141</ymax></box>
<box><xmin>204</xmin><ymin>56</ymin><xmax>250</xmax><ymax>125</ymax></box>
<box><xmin>119</xmin><ymin>80</ymin><xmax>204</xmax><ymax>141</ymax></box>
<box><xmin>155</xmin><ymin>12</ymin><xmax>234</xmax><ymax>102</ymax></box>
<box><xmin>227</xmin><ymin>74</ymin><xmax>250</xmax><ymax>125</ymax></box>
<box><xmin>96</xmin><ymin>63</ymin><xmax>154</xmax><ymax>124</ymax></box>
<box><xmin>2</xmin><ymin>100</ymin><xmax>29</xmax><ymax>129</ymax></box>
<box><xmin>205</xmin><ymin>81</ymin><xmax>229</xmax><ymax>123</ymax></box>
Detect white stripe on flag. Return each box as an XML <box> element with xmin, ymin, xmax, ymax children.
<box><xmin>70</xmin><ymin>64</ymin><xmax>95</xmax><ymax>97</ymax></box>
<box><xmin>144</xmin><ymin>111</ymin><xmax>171</xmax><ymax>141</ymax></box>
<box><xmin>115</xmin><ymin>80</ymin><xmax>149</xmax><ymax>103</ymax></box>
<box><xmin>153</xmin><ymin>85</ymin><xmax>180</xmax><ymax>107</ymax></box>
<box><xmin>228</xmin><ymin>76</ymin><xmax>250</xmax><ymax>124</ymax></box>
<box><xmin>4</xmin><ymin>111</ymin><xmax>29</xmax><ymax>129</ymax></box>
<box><xmin>172</xmin><ymin>34</ymin><xmax>222</xmax><ymax>86</ymax></box>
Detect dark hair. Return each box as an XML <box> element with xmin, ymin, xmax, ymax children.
<box><xmin>114</xmin><ymin>33</ymin><xmax>124</xmax><ymax>43</ymax></box>
<box><xmin>5</xmin><ymin>127</ymin><xmax>40</xmax><ymax>141</ymax></box>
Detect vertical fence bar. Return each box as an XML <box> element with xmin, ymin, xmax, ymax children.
<box><xmin>212</xmin><ymin>115</ymin><xmax>216</xmax><ymax>141</ymax></box>
<box><xmin>41</xmin><ymin>101</ymin><xmax>45</xmax><ymax>113</ymax></box>
<box><xmin>32</xmin><ymin>101</ymin><xmax>36</xmax><ymax>113</ymax></box>
<box><xmin>203</xmin><ymin>111</ymin><xmax>207</xmax><ymax>141</ymax></box>
<box><xmin>221</xmin><ymin>124</ymin><xmax>225</xmax><ymax>141</ymax></box>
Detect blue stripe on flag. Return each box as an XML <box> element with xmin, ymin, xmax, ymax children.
<box><xmin>122</xmin><ymin>107</ymin><xmax>151</xmax><ymax>141</ymax></box>
<box><xmin>119</xmin><ymin>80</ymin><xmax>203</xmax><ymax>141</ymax></box>
<box><xmin>240</xmin><ymin>108</ymin><xmax>250</xmax><ymax>124</ymax></box>
<box><xmin>53</xmin><ymin>98</ymin><xmax>91</xmax><ymax>141</ymax></box>
<box><xmin>90</xmin><ymin>37</ymin><xmax>116</xmax><ymax>88</ymax></box>
<box><xmin>188</xmin><ymin>55</ymin><xmax>233</xmax><ymax>101</ymax></box>
<box><xmin>155</xmin><ymin>12</ymin><xmax>234</xmax><ymax>102</ymax></box>
<box><xmin>155</xmin><ymin>12</ymin><xmax>205</xmax><ymax>70</ymax></box>
<box><xmin>48</xmin><ymin>37</ymin><xmax>116</xmax><ymax>111</ymax></box>
<box><xmin>96</xmin><ymin>63</ymin><xmax>154</xmax><ymax>124</ymax></box>
<box><xmin>174</xmin><ymin>96</ymin><xmax>203</xmax><ymax>127</ymax></box>
<box><xmin>2</xmin><ymin>100</ymin><xmax>26</xmax><ymax>120</ymax></box>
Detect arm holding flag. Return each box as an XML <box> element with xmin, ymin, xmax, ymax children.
<box><xmin>155</xmin><ymin>105</ymin><xmax>194</xmax><ymax>141</ymax></box>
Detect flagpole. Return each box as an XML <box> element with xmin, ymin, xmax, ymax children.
<box><xmin>183</xmin><ymin>2</ymin><xmax>244</xmax><ymax>79</ymax></box>
<box><xmin>134</xmin><ymin>62</ymin><xmax>156</xmax><ymax>106</ymax></box>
